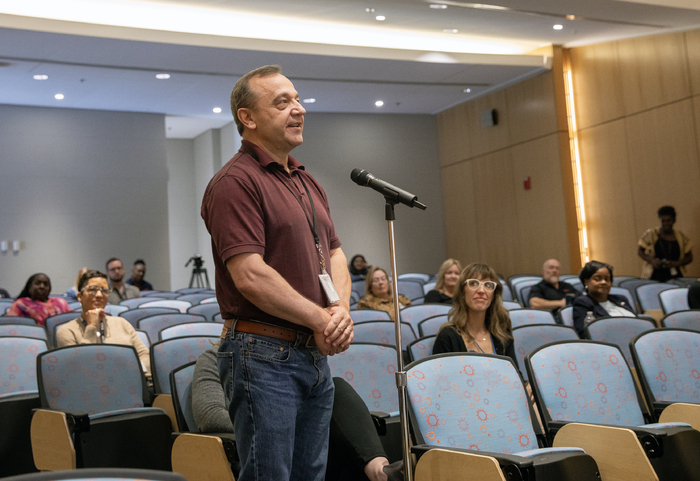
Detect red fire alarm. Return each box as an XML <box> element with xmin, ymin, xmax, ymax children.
<box><xmin>524</xmin><ymin>176</ymin><xmax>531</xmax><ymax>190</ymax></box>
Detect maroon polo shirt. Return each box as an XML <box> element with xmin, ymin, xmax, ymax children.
<box><xmin>201</xmin><ymin>140</ymin><xmax>341</xmax><ymax>333</ymax></box>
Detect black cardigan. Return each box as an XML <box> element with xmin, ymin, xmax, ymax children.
<box><xmin>572</xmin><ymin>293</ymin><xmax>635</xmax><ymax>337</ymax></box>
<box><xmin>432</xmin><ymin>325</ymin><xmax>518</xmax><ymax>371</ymax></box>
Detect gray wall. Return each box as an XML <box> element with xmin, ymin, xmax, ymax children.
<box><xmin>0</xmin><ymin>104</ymin><xmax>170</xmax><ymax>295</ymax></box>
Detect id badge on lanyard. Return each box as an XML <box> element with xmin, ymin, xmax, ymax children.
<box><xmin>277</xmin><ymin>170</ymin><xmax>340</xmax><ymax>304</ymax></box>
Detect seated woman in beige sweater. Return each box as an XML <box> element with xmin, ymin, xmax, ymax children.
<box><xmin>56</xmin><ymin>269</ymin><xmax>151</xmax><ymax>379</ymax></box>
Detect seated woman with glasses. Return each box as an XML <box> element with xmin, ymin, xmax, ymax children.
<box><xmin>7</xmin><ymin>273</ymin><xmax>73</xmax><ymax>325</ymax></box>
<box><xmin>56</xmin><ymin>269</ymin><xmax>151</xmax><ymax>380</ymax></box>
<box><xmin>356</xmin><ymin>266</ymin><xmax>411</xmax><ymax>321</ymax></box>
<box><xmin>432</xmin><ymin>263</ymin><xmax>516</xmax><ymax>365</ymax></box>
<box><xmin>572</xmin><ymin>260</ymin><xmax>635</xmax><ymax>337</ymax></box>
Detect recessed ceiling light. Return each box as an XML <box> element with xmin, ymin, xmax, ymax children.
<box><xmin>430</xmin><ymin>4</ymin><xmax>448</xmax><ymax>8</ymax></box>
<box><xmin>155</xmin><ymin>73</ymin><xmax>171</xmax><ymax>80</ymax></box>
<box><xmin>302</xmin><ymin>98</ymin><xmax>316</xmax><ymax>104</ymax></box>
<box><xmin>365</xmin><ymin>7</ymin><xmax>375</xmax><ymax>12</ymax></box>
<box><xmin>375</xmin><ymin>100</ymin><xmax>384</xmax><ymax>107</ymax></box>
<box><xmin>213</xmin><ymin>107</ymin><xmax>222</xmax><ymax>113</ymax></box>
<box><xmin>375</xmin><ymin>15</ymin><xmax>386</xmax><ymax>21</ymax></box>
<box><xmin>33</xmin><ymin>74</ymin><xmax>49</xmax><ymax>80</ymax></box>
<box><xmin>54</xmin><ymin>93</ymin><xmax>64</xmax><ymax>100</ymax></box>
<box><xmin>443</xmin><ymin>28</ymin><xmax>459</xmax><ymax>33</ymax></box>
<box><xmin>463</xmin><ymin>88</ymin><xmax>471</xmax><ymax>93</ymax></box>
<box><xmin>566</xmin><ymin>14</ymin><xmax>576</xmax><ymax>20</ymax></box>
<box><xmin>553</xmin><ymin>24</ymin><xmax>563</xmax><ymax>30</ymax></box>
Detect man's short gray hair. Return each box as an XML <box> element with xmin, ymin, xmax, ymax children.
<box><xmin>230</xmin><ymin>65</ymin><xmax>282</xmax><ymax>136</ymax></box>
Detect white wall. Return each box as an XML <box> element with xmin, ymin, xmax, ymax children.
<box><xmin>0</xmin><ymin>104</ymin><xmax>170</xmax><ymax>295</ymax></box>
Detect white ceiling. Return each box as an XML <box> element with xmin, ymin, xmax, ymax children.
<box><xmin>0</xmin><ymin>0</ymin><xmax>699</xmax><ymax>138</ymax></box>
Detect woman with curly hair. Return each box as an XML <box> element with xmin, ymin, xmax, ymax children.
<box><xmin>432</xmin><ymin>263</ymin><xmax>516</xmax><ymax>365</ymax></box>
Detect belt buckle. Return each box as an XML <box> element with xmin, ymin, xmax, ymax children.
<box><xmin>304</xmin><ymin>333</ymin><xmax>315</xmax><ymax>348</ymax></box>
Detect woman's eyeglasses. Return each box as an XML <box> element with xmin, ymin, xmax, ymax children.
<box><xmin>463</xmin><ymin>279</ymin><xmax>498</xmax><ymax>292</ymax></box>
<box><xmin>82</xmin><ymin>286</ymin><xmax>110</xmax><ymax>296</ymax></box>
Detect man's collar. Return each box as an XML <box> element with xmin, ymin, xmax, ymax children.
<box><xmin>241</xmin><ymin>140</ymin><xmax>304</xmax><ymax>171</ymax></box>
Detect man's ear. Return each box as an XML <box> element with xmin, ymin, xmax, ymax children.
<box><xmin>76</xmin><ymin>290</ymin><xmax>83</xmax><ymax>304</ymax></box>
<box><xmin>237</xmin><ymin>108</ymin><xmax>256</xmax><ymax>131</ymax></box>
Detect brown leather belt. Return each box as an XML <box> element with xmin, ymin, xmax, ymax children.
<box><xmin>222</xmin><ymin>318</ymin><xmax>316</xmax><ymax>346</ymax></box>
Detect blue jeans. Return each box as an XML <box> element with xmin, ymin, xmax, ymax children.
<box><xmin>217</xmin><ymin>328</ymin><xmax>334</xmax><ymax>481</ymax></box>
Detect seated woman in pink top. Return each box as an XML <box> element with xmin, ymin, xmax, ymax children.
<box><xmin>7</xmin><ymin>273</ymin><xmax>72</xmax><ymax>325</ymax></box>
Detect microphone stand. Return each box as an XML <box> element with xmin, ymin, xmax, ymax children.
<box><xmin>385</xmin><ymin>198</ymin><xmax>414</xmax><ymax>481</ymax></box>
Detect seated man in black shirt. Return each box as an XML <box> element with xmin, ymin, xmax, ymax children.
<box><xmin>528</xmin><ymin>258</ymin><xmax>578</xmax><ymax>312</ymax></box>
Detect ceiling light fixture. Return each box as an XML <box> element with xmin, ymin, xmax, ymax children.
<box><xmin>33</xmin><ymin>74</ymin><xmax>49</xmax><ymax>80</ymax></box>
<box><xmin>553</xmin><ymin>24</ymin><xmax>563</xmax><ymax>30</ymax></box>
<box><xmin>213</xmin><ymin>107</ymin><xmax>222</xmax><ymax>113</ymax></box>
<box><xmin>375</xmin><ymin>15</ymin><xmax>386</xmax><ymax>21</ymax></box>
<box><xmin>302</xmin><ymin>98</ymin><xmax>316</xmax><ymax>104</ymax></box>
<box><xmin>443</xmin><ymin>28</ymin><xmax>459</xmax><ymax>33</ymax></box>
<box><xmin>54</xmin><ymin>93</ymin><xmax>64</xmax><ymax>100</ymax></box>
<box><xmin>155</xmin><ymin>73</ymin><xmax>171</xmax><ymax>79</ymax></box>
<box><xmin>365</xmin><ymin>8</ymin><xmax>375</xmax><ymax>12</ymax></box>
<box><xmin>566</xmin><ymin>14</ymin><xmax>576</xmax><ymax>20</ymax></box>
<box><xmin>430</xmin><ymin>4</ymin><xmax>448</xmax><ymax>8</ymax></box>
<box><xmin>375</xmin><ymin>100</ymin><xmax>384</xmax><ymax>107</ymax></box>
<box><xmin>463</xmin><ymin>88</ymin><xmax>471</xmax><ymax>93</ymax></box>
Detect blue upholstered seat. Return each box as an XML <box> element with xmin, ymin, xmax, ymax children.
<box><xmin>585</xmin><ymin>316</ymin><xmax>656</xmax><ymax>366</ymax></box>
<box><xmin>512</xmin><ymin>324</ymin><xmax>579</xmax><ymax>381</ymax></box>
<box><xmin>417</xmin><ymin>314</ymin><xmax>448</xmax><ymax>337</ymax></box>
<box><xmin>661</xmin><ymin>309</ymin><xmax>700</xmax><ymax>330</ymax></box>
<box><xmin>159</xmin><ymin>322</ymin><xmax>222</xmax><ymax>341</ymax></box>
<box><xmin>138</xmin><ymin>313</ymin><xmax>207</xmax><ymax>345</ymax></box>
<box><xmin>186</xmin><ymin>303</ymin><xmax>221</xmax><ymax>321</ymax></box>
<box><xmin>407</xmin><ymin>335</ymin><xmax>436</xmax><ymax>362</ymax></box>
<box><xmin>150</xmin><ymin>335</ymin><xmax>219</xmax><ymax>394</ymax></box>
<box><xmin>352</xmin><ymin>321</ymin><xmax>416</xmax><ymax>350</ymax></box>
<box><xmin>350</xmin><ymin>309</ymin><xmax>391</xmax><ymax>322</ymax></box>
<box><xmin>509</xmin><ymin>309</ymin><xmax>557</xmax><ymax>328</ymax></box>
<box><xmin>659</xmin><ymin>288</ymin><xmax>689</xmax><ymax>315</ymax></box>
<box><xmin>399</xmin><ymin>304</ymin><xmax>451</xmax><ymax>333</ymax></box>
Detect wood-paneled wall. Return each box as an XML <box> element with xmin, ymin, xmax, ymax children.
<box><xmin>437</xmin><ymin>48</ymin><xmax>576</xmax><ymax>277</ymax></box>
<box><xmin>571</xmin><ymin>28</ymin><xmax>700</xmax><ymax>277</ymax></box>
<box><xmin>437</xmin><ymin>28</ymin><xmax>700</xmax><ymax>278</ymax></box>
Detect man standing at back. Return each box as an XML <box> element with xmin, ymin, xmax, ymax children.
<box><xmin>528</xmin><ymin>258</ymin><xmax>577</xmax><ymax>312</ymax></box>
<box><xmin>201</xmin><ymin>65</ymin><xmax>353</xmax><ymax>481</ymax></box>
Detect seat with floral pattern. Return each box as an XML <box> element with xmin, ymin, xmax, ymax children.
<box><xmin>509</xmin><ymin>309</ymin><xmax>557</xmax><ymax>328</ymax></box>
<box><xmin>407</xmin><ymin>335</ymin><xmax>436</xmax><ymax>363</ymax></box>
<box><xmin>406</xmin><ymin>352</ymin><xmax>599</xmax><ymax>480</ymax></box>
<box><xmin>150</xmin><ymin>335</ymin><xmax>219</xmax><ymax>394</ymax></box>
<box><xmin>399</xmin><ymin>304</ymin><xmax>451</xmax><ymax>333</ymax></box>
<box><xmin>584</xmin><ymin>316</ymin><xmax>655</xmax><ymax>366</ymax></box>
<box><xmin>512</xmin><ymin>324</ymin><xmax>578</xmax><ymax>382</ymax></box>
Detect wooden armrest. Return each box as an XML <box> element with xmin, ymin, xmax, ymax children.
<box><xmin>153</xmin><ymin>394</ymin><xmax>177</xmax><ymax>431</ymax></box>
<box><xmin>553</xmin><ymin>423</ymin><xmax>657</xmax><ymax>481</ymax></box>
<box><xmin>31</xmin><ymin>409</ymin><xmax>76</xmax><ymax>471</ymax></box>
<box><xmin>414</xmin><ymin>448</ymin><xmax>505</xmax><ymax>481</ymax></box>
<box><xmin>172</xmin><ymin>433</ymin><xmax>236</xmax><ymax>481</ymax></box>
<box><xmin>659</xmin><ymin>403</ymin><xmax>700</xmax><ymax>431</ymax></box>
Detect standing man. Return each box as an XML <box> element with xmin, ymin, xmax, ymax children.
<box><xmin>106</xmin><ymin>257</ymin><xmax>141</xmax><ymax>305</ymax></box>
<box><xmin>638</xmin><ymin>206</ymin><xmax>693</xmax><ymax>281</ymax></box>
<box><xmin>201</xmin><ymin>65</ymin><xmax>353</xmax><ymax>481</ymax></box>
<box><xmin>126</xmin><ymin>259</ymin><xmax>154</xmax><ymax>291</ymax></box>
<box><xmin>528</xmin><ymin>258</ymin><xmax>578</xmax><ymax>312</ymax></box>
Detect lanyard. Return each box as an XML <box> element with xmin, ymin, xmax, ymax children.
<box><xmin>272</xmin><ymin>169</ymin><xmax>328</xmax><ymax>274</ymax></box>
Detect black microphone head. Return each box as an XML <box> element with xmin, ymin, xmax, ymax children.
<box><xmin>351</xmin><ymin>168</ymin><xmax>372</xmax><ymax>186</ymax></box>
<box><xmin>350</xmin><ymin>168</ymin><xmax>363</xmax><ymax>183</ymax></box>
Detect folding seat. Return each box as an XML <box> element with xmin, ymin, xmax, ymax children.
<box><xmin>45</xmin><ymin>312</ymin><xmax>81</xmax><ymax>347</ymax></box>
<box><xmin>187</xmin><ymin>302</ymin><xmax>221</xmax><ymax>321</ymax></box>
<box><xmin>159</xmin><ymin>322</ymin><xmax>222</xmax><ymax>341</ymax></box>
<box><xmin>0</xmin><ymin>316</ymin><xmax>37</xmax><ymax>325</ymax></box>
<box><xmin>417</xmin><ymin>314</ymin><xmax>448</xmax><ymax>337</ymax></box>
<box><xmin>613</xmin><ymin>276</ymin><xmax>639</xmax><ymax>287</ymax></box>
<box><xmin>406</xmin><ymin>335</ymin><xmax>436</xmax><ymax>363</ymax></box>
<box><xmin>637</xmin><ymin>283</ymin><xmax>678</xmax><ymax>313</ymax></box>
<box><xmin>120</xmin><ymin>297</ymin><xmax>164</xmax><ymax>309</ymax></box>
<box><xmin>120</xmin><ymin>307</ymin><xmax>179</xmax><ymax>328</ymax></box>
<box><xmin>422</xmin><ymin>281</ymin><xmax>437</xmax><ymax>295</ymax></box>
<box><xmin>138</xmin><ymin>313</ymin><xmax>207</xmax><ymax>344</ymax></box>
<box><xmin>32</xmin><ymin>344</ymin><xmax>172</xmax><ymax>471</ymax></box>
<box><xmin>103</xmin><ymin>304</ymin><xmax>129</xmax><ymax>316</ymax></box>
<box><xmin>169</xmin><ymin>362</ymin><xmax>238</xmax><ymax>481</ymax></box>
<box><xmin>352</xmin><ymin>321</ymin><xmax>416</xmax><ymax>350</ymax></box>
<box><xmin>176</xmin><ymin>287</ymin><xmax>210</xmax><ymax>294</ymax></box>
<box><xmin>400</xmin><ymin>304</ymin><xmax>451</xmax><ymax>333</ymax></box>
<box><xmin>0</xmin><ymin>467</ymin><xmax>187</xmax><ymax>481</ymax></box>
<box><xmin>397</xmin><ymin>280</ymin><xmax>424</xmax><ymax>303</ymax></box>
<box><xmin>199</xmin><ymin>297</ymin><xmax>217</xmax><ymax>304</ymax></box>
<box><xmin>0</xmin><ymin>337</ymin><xmax>48</xmax><ymax>476</ymax></box>
<box><xmin>630</xmin><ymin>328</ymin><xmax>700</xmax><ymax>429</ymax></box>
<box><xmin>0</xmin><ymin>324</ymin><xmax>47</xmax><ymax>343</ymax></box>
<box><xmin>512</xmin><ymin>324</ymin><xmax>578</xmax><ymax>381</ymax></box>
<box><xmin>661</xmin><ymin>309</ymin><xmax>700</xmax><ymax>330</ymax></box>
<box><xmin>351</xmin><ymin>280</ymin><xmax>366</xmax><ymax>296</ymax></box>
<box><xmin>140</xmin><ymin>299</ymin><xmax>192</xmax><ymax>313</ymax></box>
<box><xmin>136</xmin><ymin>330</ymin><xmax>151</xmax><ymax>348</ymax></box>
<box><xmin>176</xmin><ymin>293</ymin><xmax>213</xmax><ymax>305</ymax></box>
<box><xmin>527</xmin><ymin>340</ymin><xmax>700</xmax><ymax>481</ymax></box>
<box><xmin>559</xmin><ymin>306</ymin><xmax>574</xmax><ymax>328</ymax></box>
<box><xmin>502</xmin><ymin>300</ymin><xmax>521</xmax><ymax>310</ymax></box>
<box><xmin>584</xmin><ymin>316</ymin><xmax>655</xmax><ymax>366</ymax></box>
<box><xmin>502</xmin><ymin>284</ymin><xmax>514</xmax><ymax>302</ymax></box>
<box><xmin>407</xmin><ymin>353</ymin><xmax>600</xmax><ymax>481</ymax></box>
<box><xmin>350</xmin><ymin>308</ymin><xmax>391</xmax><ymax>322</ymax></box>
<box><xmin>509</xmin><ymin>309</ymin><xmax>557</xmax><ymax>328</ymax></box>
<box><xmin>142</xmin><ymin>291</ymin><xmax>181</xmax><ymax>299</ymax></box>
<box><xmin>398</xmin><ymin>273</ymin><xmax>430</xmax><ymax>284</ymax></box>
<box><xmin>610</xmin><ymin>286</ymin><xmax>637</xmax><ymax>314</ymax></box>
<box><xmin>658</xmin><ymin>288</ymin><xmax>689</xmax><ymax>315</ymax></box>
<box><xmin>150</xmin><ymin>335</ymin><xmax>220</xmax><ymax>395</ymax></box>
<box><xmin>619</xmin><ymin>279</ymin><xmax>658</xmax><ymax>309</ymax></box>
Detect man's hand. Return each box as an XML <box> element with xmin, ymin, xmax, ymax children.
<box><xmin>651</xmin><ymin>257</ymin><xmax>661</xmax><ymax>268</ymax></box>
<box><xmin>323</xmin><ymin>305</ymin><xmax>354</xmax><ymax>353</ymax></box>
<box><xmin>83</xmin><ymin>308</ymin><xmax>106</xmax><ymax>328</ymax></box>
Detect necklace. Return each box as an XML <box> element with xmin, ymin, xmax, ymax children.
<box><xmin>467</xmin><ymin>331</ymin><xmax>488</xmax><ymax>342</ymax></box>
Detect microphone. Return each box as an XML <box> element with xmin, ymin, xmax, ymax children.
<box><xmin>351</xmin><ymin>169</ymin><xmax>427</xmax><ymax>210</ymax></box>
